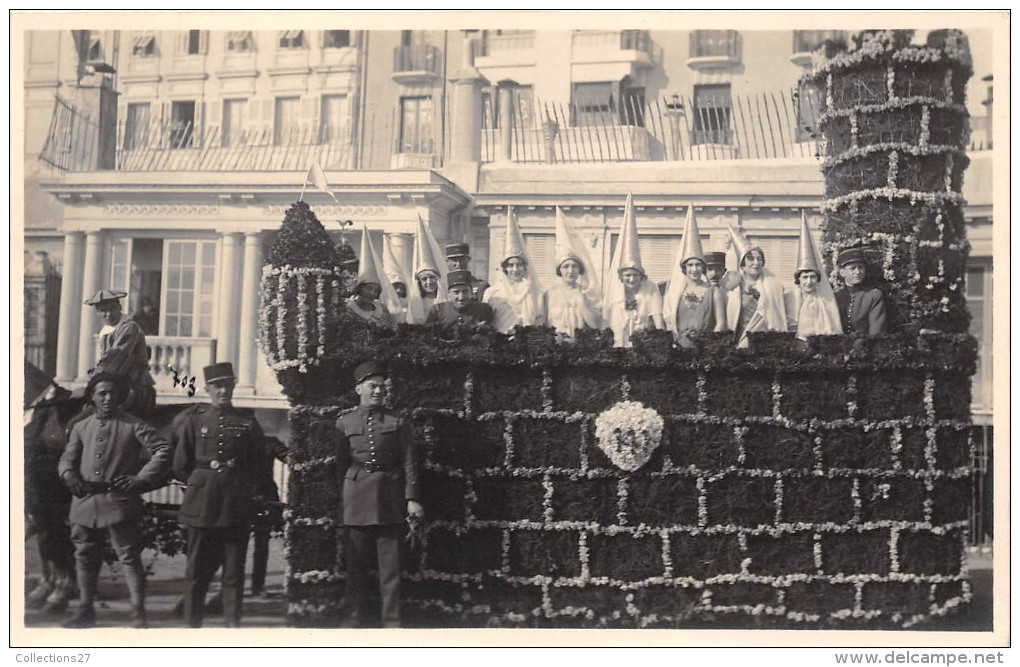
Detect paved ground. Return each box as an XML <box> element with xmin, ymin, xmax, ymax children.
<box><xmin>22</xmin><ymin>537</ymin><xmax>993</xmax><ymax>632</ymax></box>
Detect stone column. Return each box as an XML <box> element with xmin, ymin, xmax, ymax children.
<box><xmin>236</xmin><ymin>231</ymin><xmax>263</xmax><ymax>394</ymax></box>
<box><xmin>497</xmin><ymin>79</ymin><xmax>517</xmax><ymax>162</ymax></box>
<box><xmin>216</xmin><ymin>232</ymin><xmax>243</xmax><ymax>367</ymax></box>
<box><xmin>448</xmin><ymin>65</ymin><xmax>485</xmax><ymax>164</ymax></box>
<box><xmin>76</xmin><ymin>231</ymin><xmax>105</xmax><ymax>380</ymax></box>
<box><xmin>55</xmin><ymin>231</ymin><xmax>85</xmax><ymax>383</ymax></box>
<box><xmin>388</xmin><ymin>232</ymin><xmax>414</xmax><ymax>280</ymax></box>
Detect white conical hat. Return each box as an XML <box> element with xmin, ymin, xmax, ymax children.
<box><xmin>726</xmin><ymin>223</ymin><xmax>757</xmax><ymax>265</ymax></box>
<box><xmin>356</xmin><ymin>226</ymin><xmax>402</xmax><ymax>314</ymax></box>
<box><xmin>795</xmin><ymin>211</ymin><xmax>823</xmax><ymax>278</ymax></box>
<box><xmin>411</xmin><ymin>214</ymin><xmax>444</xmax><ymax>280</ymax></box>
<box><xmin>501</xmin><ymin>206</ymin><xmax>528</xmax><ymax>265</ymax></box>
<box><xmin>382</xmin><ymin>233</ymin><xmax>408</xmax><ymax>286</ymax></box>
<box><xmin>553</xmin><ymin>206</ymin><xmax>601</xmax><ymax>299</ymax></box>
<box><xmin>679</xmin><ymin>205</ymin><xmax>705</xmax><ymax>267</ymax></box>
<box><xmin>614</xmin><ymin>193</ymin><xmax>644</xmax><ymax>275</ymax></box>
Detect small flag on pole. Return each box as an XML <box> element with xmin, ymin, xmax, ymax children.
<box><xmin>300</xmin><ymin>160</ymin><xmax>337</xmax><ymax>202</ymax></box>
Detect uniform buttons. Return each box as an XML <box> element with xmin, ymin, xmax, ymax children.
<box><xmin>97</xmin><ymin>437</ymin><xmax>104</xmax><ymax>442</ymax></box>
<box><xmin>94</xmin><ymin>470</ymin><xmax>101</xmax><ymax>475</ymax></box>
<box><xmin>96</xmin><ymin>453</ymin><xmax>102</xmax><ymax>458</ymax></box>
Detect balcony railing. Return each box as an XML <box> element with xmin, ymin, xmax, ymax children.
<box><xmin>571</xmin><ymin>30</ymin><xmax>663</xmax><ymax>64</ymax></box>
<box><xmin>793</xmin><ymin>30</ymin><xmax>850</xmax><ymax>55</ymax></box>
<box><xmin>689</xmin><ymin>30</ymin><xmax>741</xmax><ymax>60</ymax></box>
<box><xmin>393</xmin><ymin>44</ymin><xmax>442</xmax><ymax>76</ymax></box>
<box><xmin>145</xmin><ymin>336</ymin><xmax>217</xmax><ymax>396</ymax></box>
<box><xmin>477</xmin><ymin>31</ymin><xmax>535</xmax><ymax>56</ymax></box>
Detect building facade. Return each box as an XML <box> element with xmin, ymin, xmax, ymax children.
<box><xmin>23</xmin><ymin>27</ymin><xmax>995</xmax><ymax>456</ymax></box>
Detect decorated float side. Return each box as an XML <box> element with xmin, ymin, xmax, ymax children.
<box><xmin>260</xmin><ymin>30</ymin><xmax>977</xmax><ymax>628</ymax></box>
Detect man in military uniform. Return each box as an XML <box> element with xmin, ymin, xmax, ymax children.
<box><xmin>58</xmin><ymin>373</ymin><xmax>172</xmax><ymax>629</ymax></box>
<box><xmin>704</xmin><ymin>251</ymin><xmax>727</xmax><ymax>288</ymax></box>
<box><xmin>425</xmin><ymin>270</ymin><xmax>495</xmax><ymax>336</ymax></box>
<box><xmin>84</xmin><ymin>289</ymin><xmax>156</xmax><ymax>418</ymax></box>
<box><xmin>337</xmin><ymin>361</ymin><xmax>422</xmax><ymax>628</ymax></box>
<box><xmin>172</xmin><ymin>362</ymin><xmax>269</xmax><ymax>628</ymax></box>
<box><xmin>444</xmin><ymin>243</ymin><xmax>489</xmax><ymax>300</ymax></box>
<box><xmin>834</xmin><ymin>248</ymin><xmax>888</xmax><ymax>335</ymax></box>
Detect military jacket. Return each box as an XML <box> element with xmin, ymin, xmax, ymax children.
<box><xmin>835</xmin><ymin>285</ymin><xmax>888</xmax><ymax>335</ymax></box>
<box><xmin>425</xmin><ymin>301</ymin><xmax>495</xmax><ymax>335</ymax></box>
<box><xmin>58</xmin><ymin>410</ymin><xmax>171</xmax><ymax>528</ymax></box>
<box><xmin>172</xmin><ymin>404</ymin><xmax>266</xmax><ymax>528</ymax></box>
<box><xmin>336</xmin><ymin>406</ymin><xmax>418</xmax><ymax>526</ymax></box>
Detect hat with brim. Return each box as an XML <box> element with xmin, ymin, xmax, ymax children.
<box><xmin>447</xmin><ymin>270</ymin><xmax>473</xmax><ymax>289</ymax></box>
<box><xmin>84</xmin><ymin>289</ymin><xmax>127</xmax><ymax>306</ymax></box>
<box><xmin>837</xmin><ymin>248</ymin><xmax>866</xmax><ymax>267</ymax></box>
<box><xmin>704</xmin><ymin>251</ymin><xmax>727</xmax><ymax>268</ymax></box>
<box><xmin>353</xmin><ymin>360</ymin><xmax>387</xmax><ymax>384</ymax></box>
<box><xmin>445</xmin><ymin>243</ymin><xmax>470</xmax><ymax>259</ymax></box>
<box><xmin>203</xmin><ymin>362</ymin><xmax>236</xmax><ymax>385</ymax></box>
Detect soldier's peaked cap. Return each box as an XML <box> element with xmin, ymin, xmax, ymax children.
<box><xmin>704</xmin><ymin>251</ymin><xmax>727</xmax><ymax>267</ymax></box>
<box><xmin>447</xmin><ymin>270</ymin><xmax>473</xmax><ymax>289</ymax></box>
<box><xmin>445</xmin><ymin>243</ymin><xmax>470</xmax><ymax>258</ymax></box>
<box><xmin>354</xmin><ymin>360</ymin><xmax>388</xmax><ymax>384</ymax></box>
<box><xmin>203</xmin><ymin>362</ymin><xmax>236</xmax><ymax>384</ymax></box>
<box><xmin>84</xmin><ymin>289</ymin><xmax>127</xmax><ymax>306</ymax></box>
<box><xmin>837</xmin><ymin>247</ymin><xmax>866</xmax><ymax>267</ymax></box>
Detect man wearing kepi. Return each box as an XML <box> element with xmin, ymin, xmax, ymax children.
<box><xmin>834</xmin><ymin>247</ymin><xmax>888</xmax><ymax>335</ymax></box>
<box><xmin>336</xmin><ymin>361</ymin><xmax>422</xmax><ymax>628</ymax></box>
<box><xmin>58</xmin><ymin>373</ymin><xmax>171</xmax><ymax>629</ymax></box>
<box><xmin>425</xmin><ymin>270</ymin><xmax>495</xmax><ymax>335</ymax></box>
<box><xmin>444</xmin><ymin>243</ymin><xmax>489</xmax><ymax>300</ymax></box>
<box><xmin>173</xmin><ymin>362</ymin><xmax>268</xmax><ymax>628</ymax></box>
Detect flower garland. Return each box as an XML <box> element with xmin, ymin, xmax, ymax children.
<box><xmin>822</xmin><ymin>141</ymin><xmax>963</xmax><ymax>172</ymax></box>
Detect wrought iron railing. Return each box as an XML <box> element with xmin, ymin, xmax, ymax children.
<box><xmin>793</xmin><ymin>29</ymin><xmax>850</xmax><ymax>54</ymax></box>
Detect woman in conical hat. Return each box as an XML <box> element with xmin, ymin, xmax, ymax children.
<box><xmin>723</xmin><ymin>224</ymin><xmax>790</xmax><ymax>347</ymax></box>
<box><xmin>603</xmin><ymin>195</ymin><xmax>664</xmax><ymax>347</ymax></box>
<box><xmin>543</xmin><ymin>207</ymin><xmax>602</xmax><ymax>340</ymax></box>
<box><xmin>483</xmin><ymin>206</ymin><xmax>544</xmax><ymax>333</ymax></box>
<box><xmin>345</xmin><ymin>227</ymin><xmax>398</xmax><ymax>328</ymax></box>
<box><xmin>792</xmin><ymin>212</ymin><xmax>842</xmax><ymax>338</ymax></box>
<box><xmin>663</xmin><ymin>206</ymin><xmax>727</xmax><ymax>347</ymax></box>
<box><xmin>406</xmin><ymin>215</ymin><xmax>448</xmax><ymax>324</ymax></box>
<box><xmin>382</xmin><ymin>233</ymin><xmax>409</xmax><ymax>323</ymax></box>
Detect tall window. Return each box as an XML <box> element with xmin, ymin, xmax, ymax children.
<box><xmin>319</xmin><ymin>95</ymin><xmax>347</xmax><ymax>143</ymax></box>
<box><xmin>795</xmin><ymin>81</ymin><xmax>824</xmax><ymax>142</ymax></box>
<box><xmin>226</xmin><ymin>30</ymin><xmax>253</xmax><ymax>52</ymax></box>
<box><xmin>169</xmin><ymin>101</ymin><xmax>196</xmax><ymax>148</ymax></box>
<box><xmin>185</xmin><ymin>30</ymin><xmax>202</xmax><ymax>55</ymax></box>
<box><xmin>693</xmin><ymin>84</ymin><xmax>732</xmax><ymax>145</ymax></box>
<box><xmin>278</xmin><ymin>30</ymin><xmax>304</xmax><ymax>49</ymax></box>
<box><xmin>124</xmin><ymin>103</ymin><xmax>150</xmax><ymax>150</ymax></box>
<box><xmin>274</xmin><ymin>96</ymin><xmax>301</xmax><ymax>145</ymax></box>
<box><xmin>323</xmin><ymin>30</ymin><xmax>351</xmax><ymax>48</ymax></box>
<box><xmin>132</xmin><ymin>33</ymin><xmax>156</xmax><ymax>58</ymax></box>
<box><xmin>222</xmin><ymin>99</ymin><xmax>247</xmax><ymax>147</ymax></box>
<box><xmin>966</xmin><ymin>265</ymin><xmax>993</xmax><ymax>410</ymax></box>
<box><xmin>398</xmin><ymin>96</ymin><xmax>433</xmax><ymax>154</ymax></box>
<box><xmin>572</xmin><ymin>82</ymin><xmax>614</xmax><ymax>126</ymax></box>
<box><xmin>163</xmin><ymin>240</ymin><xmax>217</xmax><ymax>338</ymax></box>
<box><xmin>109</xmin><ymin>240</ymin><xmax>131</xmax><ymax>295</ymax></box>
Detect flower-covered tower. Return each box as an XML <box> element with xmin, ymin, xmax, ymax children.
<box><xmin>805</xmin><ymin>29</ymin><xmax>974</xmax><ymax>333</ymax></box>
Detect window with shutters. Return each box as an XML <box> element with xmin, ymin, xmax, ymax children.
<box><xmin>124</xmin><ymin>103</ymin><xmax>151</xmax><ymax>150</ymax></box>
<box><xmin>109</xmin><ymin>239</ymin><xmax>131</xmax><ymax>296</ymax></box>
<box><xmin>319</xmin><ymin>95</ymin><xmax>348</xmax><ymax>144</ymax></box>
<box><xmin>323</xmin><ymin>30</ymin><xmax>351</xmax><ymax>48</ymax></box>
<box><xmin>162</xmin><ymin>240</ymin><xmax>217</xmax><ymax>338</ymax></box>
<box><xmin>608</xmin><ymin>234</ymin><xmax>681</xmax><ymax>285</ymax></box>
<box><xmin>965</xmin><ymin>265</ymin><xmax>993</xmax><ymax>410</ymax></box>
<box><xmin>132</xmin><ymin>33</ymin><xmax>156</xmax><ymax>58</ymax></box>
<box><xmin>222</xmin><ymin>99</ymin><xmax>248</xmax><ymax>147</ymax></box>
<box><xmin>744</xmin><ymin>235</ymin><xmax>799</xmax><ymax>290</ymax></box>
<box><xmin>523</xmin><ymin>233</ymin><xmax>557</xmax><ymax>292</ymax></box>
<box><xmin>398</xmin><ymin>96</ymin><xmax>434</xmax><ymax>154</ymax></box>
<box><xmin>183</xmin><ymin>30</ymin><xmax>203</xmax><ymax>55</ymax></box>
<box><xmin>169</xmin><ymin>101</ymin><xmax>196</xmax><ymax>148</ymax></box>
<box><xmin>572</xmin><ymin>82</ymin><xmax>615</xmax><ymax>127</ymax></box>
<box><xmin>274</xmin><ymin>96</ymin><xmax>301</xmax><ymax>145</ymax></box>
<box><xmin>226</xmin><ymin>30</ymin><xmax>254</xmax><ymax>52</ymax></box>
<box><xmin>278</xmin><ymin>30</ymin><xmax>305</xmax><ymax>49</ymax></box>
<box><xmin>693</xmin><ymin>84</ymin><xmax>732</xmax><ymax>145</ymax></box>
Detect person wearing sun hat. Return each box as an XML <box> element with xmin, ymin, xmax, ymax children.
<box><xmin>663</xmin><ymin>205</ymin><xmax>727</xmax><ymax>347</ymax></box>
<box><xmin>792</xmin><ymin>212</ymin><xmax>843</xmax><ymax>338</ymax></box>
<box><xmin>603</xmin><ymin>194</ymin><xmax>665</xmax><ymax>347</ymax></box>
<box><xmin>82</xmin><ymin>288</ymin><xmax>156</xmax><ymax>418</ymax></box>
<box><xmin>543</xmin><ymin>207</ymin><xmax>602</xmax><ymax>340</ymax></box>
<box><xmin>723</xmin><ymin>224</ymin><xmax>790</xmax><ymax>347</ymax></box>
<box><xmin>335</xmin><ymin>360</ymin><xmax>422</xmax><ymax>628</ymax></box>
<box><xmin>834</xmin><ymin>246</ymin><xmax>888</xmax><ymax>335</ymax></box>
<box><xmin>425</xmin><ymin>269</ymin><xmax>495</xmax><ymax>335</ymax></box>
<box><xmin>345</xmin><ymin>227</ymin><xmax>399</xmax><ymax>328</ymax></box>
<box><xmin>482</xmin><ymin>206</ymin><xmax>544</xmax><ymax>333</ymax></box>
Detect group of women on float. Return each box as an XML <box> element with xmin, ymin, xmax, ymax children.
<box><xmin>345</xmin><ymin>196</ymin><xmax>861</xmax><ymax>347</ymax></box>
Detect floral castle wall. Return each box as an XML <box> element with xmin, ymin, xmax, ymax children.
<box><xmin>262</xmin><ymin>30</ymin><xmax>977</xmax><ymax>628</ymax></box>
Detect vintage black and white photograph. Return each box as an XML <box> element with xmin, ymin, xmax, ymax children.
<box><xmin>12</xmin><ymin>10</ymin><xmax>1007</xmax><ymax>648</ymax></box>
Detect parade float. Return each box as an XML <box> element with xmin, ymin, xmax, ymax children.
<box><xmin>259</xmin><ymin>29</ymin><xmax>977</xmax><ymax>628</ymax></box>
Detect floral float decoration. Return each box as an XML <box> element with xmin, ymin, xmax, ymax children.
<box><xmin>594</xmin><ymin>400</ymin><xmax>664</xmax><ymax>472</ymax></box>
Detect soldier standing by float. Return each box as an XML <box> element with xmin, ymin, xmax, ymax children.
<box><xmin>172</xmin><ymin>362</ymin><xmax>270</xmax><ymax>628</ymax></box>
<box><xmin>336</xmin><ymin>361</ymin><xmax>423</xmax><ymax>628</ymax></box>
